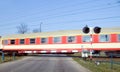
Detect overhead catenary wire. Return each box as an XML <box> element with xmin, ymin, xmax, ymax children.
<box><xmin>0</xmin><ymin>0</ymin><xmax>97</xmax><ymax>23</ymax></box>
<box><xmin>0</xmin><ymin>2</ymin><xmax>119</xmax><ymax>27</ymax></box>
<box><xmin>0</xmin><ymin>15</ymin><xmax>120</xmax><ymax>29</ymax></box>
<box><xmin>30</xmin><ymin>16</ymin><xmax>120</xmax><ymax>26</ymax></box>
<box><xmin>16</xmin><ymin>3</ymin><xmax>120</xmax><ymax>26</ymax></box>
<box><xmin>2</xmin><ymin>2</ymin><xmax>118</xmax><ymax>25</ymax></box>
<box><xmin>33</xmin><ymin>4</ymin><xmax>120</xmax><ymax>21</ymax></box>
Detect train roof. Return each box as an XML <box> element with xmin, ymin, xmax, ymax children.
<box><xmin>2</xmin><ymin>27</ymin><xmax>120</xmax><ymax>39</ymax></box>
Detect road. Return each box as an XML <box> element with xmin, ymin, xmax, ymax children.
<box><xmin>0</xmin><ymin>54</ymin><xmax>91</xmax><ymax>72</ymax></box>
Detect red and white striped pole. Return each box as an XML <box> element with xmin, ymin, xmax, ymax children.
<box><xmin>90</xmin><ymin>27</ymin><xmax>93</xmax><ymax>60</ymax></box>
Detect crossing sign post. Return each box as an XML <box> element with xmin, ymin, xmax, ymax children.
<box><xmin>82</xmin><ymin>25</ymin><xmax>101</xmax><ymax>60</ymax></box>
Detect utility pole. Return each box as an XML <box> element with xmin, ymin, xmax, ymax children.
<box><xmin>40</xmin><ymin>22</ymin><xmax>42</xmax><ymax>32</ymax></box>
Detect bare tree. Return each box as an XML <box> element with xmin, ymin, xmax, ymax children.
<box><xmin>17</xmin><ymin>23</ymin><xmax>28</xmax><ymax>34</ymax></box>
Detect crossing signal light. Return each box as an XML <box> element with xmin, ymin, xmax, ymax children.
<box><xmin>94</xmin><ymin>26</ymin><xmax>101</xmax><ymax>34</ymax></box>
<box><xmin>82</xmin><ymin>26</ymin><xmax>90</xmax><ymax>34</ymax></box>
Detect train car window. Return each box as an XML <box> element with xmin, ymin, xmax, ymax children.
<box><xmin>20</xmin><ymin>39</ymin><xmax>24</xmax><ymax>44</ymax></box>
<box><xmin>53</xmin><ymin>37</ymin><xmax>61</xmax><ymax>43</ymax></box>
<box><xmin>41</xmin><ymin>38</ymin><xmax>47</xmax><ymax>44</ymax></box>
<box><xmin>10</xmin><ymin>40</ymin><xmax>15</xmax><ymax>44</ymax></box>
<box><xmin>82</xmin><ymin>35</ymin><xmax>91</xmax><ymax>42</ymax></box>
<box><xmin>3</xmin><ymin>40</ymin><xmax>8</xmax><ymax>45</ymax></box>
<box><xmin>67</xmin><ymin>36</ymin><xmax>76</xmax><ymax>43</ymax></box>
<box><xmin>30</xmin><ymin>38</ymin><xmax>35</xmax><ymax>44</ymax></box>
<box><xmin>99</xmin><ymin>34</ymin><xmax>110</xmax><ymax>42</ymax></box>
<box><xmin>118</xmin><ymin>34</ymin><xmax>120</xmax><ymax>42</ymax></box>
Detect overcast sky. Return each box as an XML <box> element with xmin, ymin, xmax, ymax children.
<box><xmin>0</xmin><ymin>0</ymin><xmax>120</xmax><ymax>35</ymax></box>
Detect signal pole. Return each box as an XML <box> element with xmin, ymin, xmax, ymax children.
<box><xmin>90</xmin><ymin>27</ymin><xmax>93</xmax><ymax>60</ymax></box>
<box><xmin>39</xmin><ymin>22</ymin><xmax>42</xmax><ymax>32</ymax></box>
<box><xmin>82</xmin><ymin>25</ymin><xmax>101</xmax><ymax>60</ymax></box>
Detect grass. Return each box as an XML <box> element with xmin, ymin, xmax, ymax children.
<box><xmin>70</xmin><ymin>53</ymin><xmax>120</xmax><ymax>72</ymax></box>
<box><xmin>0</xmin><ymin>55</ymin><xmax>24</xmax><ymax>63</ymax></box>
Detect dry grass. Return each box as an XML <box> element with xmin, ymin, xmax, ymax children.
<box><xmin>0</xmin><ymin>55</ymin><xmax>23</xmax><ymax>63</ymax></box>
<box><xmin>70</xmin><ymin>53</ymin><xmax>120</xmax><ymax>72</ymax></box>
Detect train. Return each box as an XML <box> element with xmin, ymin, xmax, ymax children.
<box><xmin>0</xmin><ymin>27</ymin><xmax>120</xmax><ymax>56</ymax></box>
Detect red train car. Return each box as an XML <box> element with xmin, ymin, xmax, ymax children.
<box><xmin>1</xmin><ymin>27</ymin><xmax>120</xmax><ymax>55</ymax></box>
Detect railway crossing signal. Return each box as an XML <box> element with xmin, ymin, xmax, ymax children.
<box><xmin>94</xmin><ymin>26</ymin><xmax>101</xmax><ymax>34</ymax></box>
<box><xmin>82</xmin><ymin>25</ymin><xmax>101</xmax><ymax>34</ymax></box>
<box><xmin>82</xmin><ymin>25</ymin><xmax>101</xmax><ymax>60</ymax></box>
<box><xmin>82</xmin><ymin>25</ymin><xmax>90</xmax><ymax>34</ymax></box>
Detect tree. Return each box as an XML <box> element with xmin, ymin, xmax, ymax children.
<box><xmin>33</xmin><ymin>28</ymin><xmax>39</xmax><ymax>33</ymax></box>
<box><xmin>17</xmin><ymin>23</ymin><xmax>28</xmax><ymax>34</ymax></box>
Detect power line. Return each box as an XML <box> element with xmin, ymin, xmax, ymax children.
<box><xmin>32</xmin><ymin>16</ymin><xmax>120</xmax><ymax>25</ymax></box>
<box><xmin>0</xmin><ymin>3</ymin><xmax>119</xmax><ymax>27</ymax></box>
<box><xmin>0</xmin><ymin>0</ymin><xmax>97</xmax><ymax>23</ymax></box>
<box><xmin>0</xmin><ymin>0</ymin><xmax>111</xmax><ymax>25</ymax></box>
<box><xmin>0</xmin><ymin>15</ymin><xmax>120</xmax><ymax>30</ymax></box>
<box><xmin>26</xmin><ymin>4</ymin><xmax>120</xmax><ymax>24</ymax></box>
<box><xmin>40</xmin><ymin>4</ymin><xmax>120</xmax><ymax>20</ymax></box>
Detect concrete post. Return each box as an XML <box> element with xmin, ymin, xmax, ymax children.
<box><xmin>0</xmin><ymin>51</ymin><xmax>4</xmax><ymax>62</ymax></box>
<box><xmin>12</xmin><ymin>52</ymin><xmax>16</xmax><ymax>60</ymax></box>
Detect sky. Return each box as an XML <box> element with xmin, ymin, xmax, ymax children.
<box><xmin>0</xmin><ymin>0</ymin><xmax>120</xmax><ymax>35</ymax></box>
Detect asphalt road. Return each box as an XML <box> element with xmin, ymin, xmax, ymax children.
<box><xmin>0</xmin><ymin>54</ymin><xmax>91</xmax><ymax>72</ymax></box>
